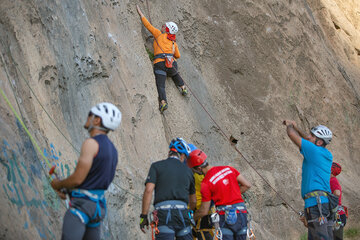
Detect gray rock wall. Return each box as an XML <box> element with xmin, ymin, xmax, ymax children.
<box><xmin>0</xmin><ymin>0</ymin><xmax>359</xmax><ymax>239</ymax></box>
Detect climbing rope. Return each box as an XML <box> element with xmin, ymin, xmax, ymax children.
<box><xmin>140</xmin><ymin>0</ymin><xmax>299</xmax><ymax>214</ymax></box>
<box><xmin>0</xmin><ymin>43</ymin><xmax>142</xmax><ymax>201</ymax></box>
<box><xmin>183</xmin><ymin>81</ymin><xmax>298</xmax><ymax>214</ymax></box>
<box><xmin>0</xmin><ymin>87</ymin><xmax>52</xmax><ymax>170</ymax></box>
<box><xmin>1</xmin><ymin>45</ymin><xmax>80</xmax><ymax>154</ymax></box>
<box><xmin>0</xmin><ymin>85</ymin><xmax>72</xmax><ymax>210</ymax></box>
<box><xmin>145</xmin><ymin>0</ymin><xmax>152</xmax><ymax>24</ymax></box>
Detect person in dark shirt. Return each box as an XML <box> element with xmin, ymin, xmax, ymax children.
<box><xmin>140</xmin><ymin>138</ymin><xmax>196</xmax><ymax>240</ymax></box>
<box><xmin>51</xmin><ymin>102</ymin><xmax>121</xmax><ymax>240</ymax></box>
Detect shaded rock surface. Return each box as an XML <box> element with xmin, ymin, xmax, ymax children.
<box><xmin>0</xmin><ymin>0</ymin><xmax>359</xmax><ymax>239</ymax></box>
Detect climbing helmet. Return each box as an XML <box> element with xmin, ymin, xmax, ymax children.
<box><xmin>331</xmin><ymin>162</ymin><xmax>341</xmax><ymax>176</ymax></box>
<box><xmin>90</xmin><ymin>102</ymin><xmax>122</xmax><ymax>131</ymax></box>
<box><xmin>310</xmin><ymin>125</ymin><xmax>332</xmax><ymax>144</ymax></box>
<box><xmin>165</xmin><ymin>22</ymin><xmax>178</xmax><ymax>34</ymax></box>
<box><xmin>187</xmin><ymin>149</ymin><xmax>207</xmax><ymax>168</ymax></box>
<box><xmin>169</xmin><ymin>138</ymin><xmax>191</xmax><ymax>156</ymax></box>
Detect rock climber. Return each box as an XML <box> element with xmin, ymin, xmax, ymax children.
<box><xmin>140</xmin><ymin>138</ymin><xmax>196</xmax><ymax>239</ymax></box>
<box><xmin>330</xmin><ymin>162</ymin><xmax>347</xmax><ymax>240</ymax></box>
<box><xmin>188</xmin><ymin>149</ymin><xmax>251</xmax><ymax>240</ymax></box>
<box><xmin>50</xmin><ymin>102</ymin><xmax>122</xmax><ymax>240</ymax></box>
<box><xmin>283</xmin><ymin>120</ymin><xmax>334</xmax><ymax>239</ymax></box>
<box><xmin>136</xmin><ymin>5</ymin><xmax>188</xmax><ymax>113</ymax></box>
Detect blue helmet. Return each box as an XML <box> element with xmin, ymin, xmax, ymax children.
<box><xmin>188</xmin><ymin>143</ymin><xmax>197</xmax><ymax>153</ymax></box>
<box><xmin>169</xmin><ymin>138</ymin><xmax>191</xmax><ymax>157</ymax></box>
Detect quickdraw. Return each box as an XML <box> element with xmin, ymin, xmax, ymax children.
<box><xmin>150</xmin><ymin>210</ymin><xmax>160</xmax><ymax>240</ymax></box>
<box><xmin>211</xmin><ymin>213</ymin><xmax>222</xmax><ymax>240</ymax></box>
<box><xmin>247</xmin><ymin>211</ymin><xmax>256</xmax><ymax>240</ymax></box>
<box><xmin>334</xmin><ymin>212</ymin><xmax>342</xmax><ymax>230</ymax></box>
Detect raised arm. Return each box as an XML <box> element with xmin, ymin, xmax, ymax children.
<box><xmin>136</xmin><ymin>4</ymin><xmax>161</xmax><ymax>38</ymax></box>
<box><xmin>136</xmin><ymin>4</ymin><xmax>145</xmax><ymax>18</ymax></box>
<box><xmin>283</xmin><ymin>120</ymin><xmax>311</xmax><ymax>149</ymax></box>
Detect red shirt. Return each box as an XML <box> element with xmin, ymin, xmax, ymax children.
<box><xmin>330</xmin><ymin>176</ymin><xmax>345</xmax><ymax>214</ymax></box>
<box><xmin>201</xmin><ymin>166</ymin><xmax>244</xmax><ymax>206</ymax></box>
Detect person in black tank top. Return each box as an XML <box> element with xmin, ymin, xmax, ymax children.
<box><xmin>50</xmin><ymin>102</ymin><xmax>121</xmax><ymax>240</ymax></box>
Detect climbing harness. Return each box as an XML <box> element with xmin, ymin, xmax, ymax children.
<box><xmin>69</xmin><ymin>189</ymin><xmax>106</xmax><ymax>227</ymax></box>
<box><xmin>153</xmin><ymin>200</ymin><xmax>191</xmax><ymax>237</ymax></box>
<box><xmin>150</xmin><ymin>210</ymin><xmax>160</xmax><ymax>240</ymax></box>
<box><xmin>305</xmin><ymin>191</ymin><xmax>332</xmax><ymax>225</ymax></box>
<box><xmin>153</xmin><ymin>53</ymin><xmax>174</xmax><ymax>60</ymax></box>
<box><xmin>211</xmin><ymin>212</ymin><xmax>222</xmax><ymax>240</ymax></box>
<box><xmin>304</xmin><ymin>190</ymin><xmax>339</xmax><ymax>224</ymax></box>
<box><xmin>153</xmin><ymin>35</ymin><xmax>175</xmax><ymax>68</ymax></box>
<box><xmin>216</xmin><ymin>204</ymin><xmax>247</xmax><ymax>215</ymax></box>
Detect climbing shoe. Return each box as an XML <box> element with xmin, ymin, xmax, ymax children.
<box><xmin>159</xmin><ymin>102</ymin><xmax>168</xmax><ymax>113</ymax></box>
<box><xmin>180</xmin><ymin>86</ymin><xmax>188</xmax><ymax>96</ymax></box>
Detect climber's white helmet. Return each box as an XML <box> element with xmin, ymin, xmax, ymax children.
<box><xmin>165</xmin><ymin>22</ymin><xmax>178</xmax><ymax>34</ymax></box>
<box><xmin>90</xmin><ymin>102</ymin><xmax>122</xmax><ymax>131</ymax></box>
<box><xmin>310</xmin><ymin>125</ymin><xmax>332</xmax><ymax>144</ymax></box>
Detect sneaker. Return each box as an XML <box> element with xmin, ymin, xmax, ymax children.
<box><xmin>159</xmin><ymin>102</ymin><xmax>168</xmax><ymax>113</ymax></box>
<box><xmin>180</xmin><ymin>87</ymin><xmax>188</xmax><ymax>96</ymax></box>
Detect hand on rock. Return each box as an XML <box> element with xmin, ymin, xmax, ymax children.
<box><xmin>136</xmin><ymin>5</ymin><xmax>144</xmax><ymax>17</ymax></box>
<box><xmin>283</xmin><ymin>120</ymin><xmax>296</xmax><ymax>127</ymax></box>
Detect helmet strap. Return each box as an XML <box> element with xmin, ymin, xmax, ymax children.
<box><xmin>192</xmin><ymin>167</ymin><xmax>204</xmax><ymax>175</ymax></box>
<box><xmin>87</xmin><ymin>115</ymin><xmax>109</xmax><ymax>133</ymax></box>
<box><xmin>93</xmin><ymin>126</ymin><xmax>109</xmax><ymax>132</ymax></box>
<box><xmin>169</xmin><ymin>151</ymin><xmax>180</xmax><ymax>159</ymax></box>
<box><xmin>315</xmin><ymin>138</ymin><xmax>326</xmax><ymax>147</ymax></box>
<box><xmin>87</xmin><ymin>115</ymin><xmax>95</xmax><ymax>133</ymax></box>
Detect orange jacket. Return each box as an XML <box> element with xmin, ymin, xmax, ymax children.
<box><xmin>141</xmin><ymin>16</ymin><xmax>180</xmax><ymax>64</ymax></box>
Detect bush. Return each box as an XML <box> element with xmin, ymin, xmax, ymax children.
<box><xmin>145</xmin><ymin>47</ymin><xmax>154</xmax><ymax>61</ymax></box>
<box><xmin>344</xmin><ymin>228</ymin><xmax>359</xmax><ymax>238</ymax></box>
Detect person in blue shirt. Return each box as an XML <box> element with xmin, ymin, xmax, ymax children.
<box><xmin>283</xmin><ymin>120</ymin><xmax>333</xmax><ymax>240</ymax></box>
<box><xmin>51</xmin><ymin>102</ymin><xmax>122</xmax><ymax>240</ymax></box>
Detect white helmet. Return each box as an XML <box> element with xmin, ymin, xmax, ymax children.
<box><xmin>311</xmin><ymin>125</ymin><xmax>332</xmax><ymax>144</ymax></box>
<box><xmin>165</xmin><ymin>22</ymin><xmax>178</xmax><ymax>34</ymax></box>
<box><xmin>90</xmin><ymin>102</ymin><xmax>122</xmax><ymax>131</ymax></box>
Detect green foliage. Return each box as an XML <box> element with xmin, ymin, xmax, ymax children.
<box><xmin>300</xmin><ymin>233</ymin><xmax>307</xmax><ymax>240</ymax></box>
<box><xmin>145</xmin><ymin>46</ymin><xmax>154</xmax><ymax>61</ymax></box>
<box><xmin>344</xmin><ymin>228</ymin><xmax>360</xmax><ymax>238</ymax></box>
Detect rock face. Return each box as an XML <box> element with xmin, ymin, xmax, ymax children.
<box><xmin>0</xmin><ymin>0</ymin><xmax>359</xmax><ymax>239</ymax></box>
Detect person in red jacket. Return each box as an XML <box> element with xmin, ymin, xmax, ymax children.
<box><xmin>188</xmin><ymin>149</ymin><xmax>251</xmax><ymax>240</ymax></box>
<box><xmin>330</xmin><ymin>162</ymin><xmax>347</xmax><ymax>240</ymax></box>
<box><xmin>136</xmin><ymin>5</ymin><xmax>188</xmax><ymax>113</ymax></box>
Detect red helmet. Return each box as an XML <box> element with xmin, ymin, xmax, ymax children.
<box><xmin>187</xmin><ymin>149</ymin><xmax>207</xmax><ymax>168</ymax></box>
<box><xmin>331</xmin><ymin>162</ymin><xmax>341</xmax><ymax>176</ymax></box>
